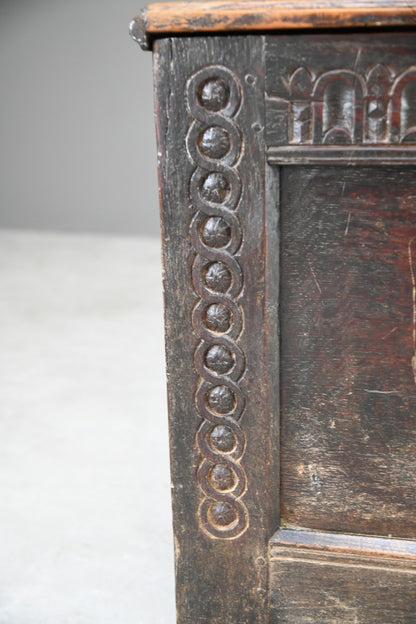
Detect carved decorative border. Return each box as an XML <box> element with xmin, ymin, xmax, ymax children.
<box><xmin>268</xmin><ymin>63</ymin><xmax>416</xmax><ymax>163</ymax></box>
<box><xmin>186</xmin><ymin>65</ymin><xmax>248</xmax><ymax>539</ymax></box>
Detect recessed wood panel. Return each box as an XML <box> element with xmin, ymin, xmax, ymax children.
<box><xmin>280</xmin><ymin>166</ymin><xmax>416</xmax><ymax>537</ymax></box>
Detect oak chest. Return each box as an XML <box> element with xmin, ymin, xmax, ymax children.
<box><xmin>131</xmin><ymin>2</ymin><xmax>416</xmax><ymax>621</ymax></box>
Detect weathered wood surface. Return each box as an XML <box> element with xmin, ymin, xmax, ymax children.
<box><xmin>270</xmin><ymin>528</ymin><xmax>416</xmax><ymax>622</ymax></box>
<box><xmin>131</xmin><ymin>0</ymin><xmax>416</xmax><ymax>50</ymax></box>
<box><xmin>153</xmin><ymin>35</ymin><xmax>279</xmax><ymax>623</ymax></box>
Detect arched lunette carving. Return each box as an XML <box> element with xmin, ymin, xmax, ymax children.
<box><xmin>390</xmin><ymin>68</ymin><xmax>416</xmax><ymax>143</ymax></box>
<box><xmin>312</xmin><ymin>70</ymin><xmax>366</xmax><ymax>144</ymax></box>
<box><xmin>283</xmin><ymin>64</ymin><xmax>416</xmax><ymax>147</ymax></box>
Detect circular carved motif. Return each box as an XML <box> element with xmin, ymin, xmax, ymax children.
<box><xmin>198</xmin><ymin>78</ymin><xmax>230</xmax><ymax>111</ymax></box>
<box><xmin>209</xmin><ymin>501</ymin><xmax>237</xmax><ymax>527</ymax></box>
<box><xmin>200</xmin><ymin>172</ymin><xmax>231</xmax><ymax>204</ymax></box>
<box><xmin>245</xmin><ymin>73</ymin><xmax>256</xmax><ymax>86</ymax></box>
<box><xmin>199</xmin><ymin>126</ymin><xmax>231</xmax><ymax>159</ymax></box>
<box><xmin>187</xmin><ymin>65</ymin><xmax>248</xmax><ymax>539</ymax></box>
<box><xmin>201</xmin><ymin>217</ymin><xmax>231</xmax><ymax>248</ymax></box>
<box><xmin>205</xmin><ymin>303</ymin><xmax>232</xmax><ymax>333</ymax></box>
<box><xmin>205</xmin><ymin>344</ymin><xmax>234</xmax><ymax>374</ymax></box>
<box><xmin>209</xmin><ymin>464</ymin><xmax>236</xmax><ymax>491</ymax></box>
<box><xmin>209</xmin><ymin>425</ymin><xmax>236</xmax><ymax>453</ymax></box>
<box><xmin>204</xmin><ymin>262</ymin><xmax>232</xmax><ymax>293</ymax></box>
<box><xmin>207</xmin><ymin>385</ymin><xmax>235</xmax><ymax>414</ymax></box>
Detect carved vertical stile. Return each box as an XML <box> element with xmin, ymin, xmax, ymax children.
<box><xmin>186</xmin><ymin>66</ymin><xmax>249</xmax><ymax>539</ymax></box>
<box><xmin>154</xmin><ymin>35</ymin><xmax>279</xmax><ymax>623</ymax></box>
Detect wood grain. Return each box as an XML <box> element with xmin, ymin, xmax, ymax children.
<box><xmin>280</xmin><ymin>165</ymin><xmax>416</xmax><ymax>539</ymax></box>
<box><xmin>270</xmin><ymin>529</ymin><xmax>416</xmax><ymax>623</ymax></box>
<box><xmin>132</xmin><ymin>0</ymin><xmax>416</xmax><ymax>50</ymax></box>
<box><xmin>271</xmin><ymin>528</ymin><xmax>416</xmax><ymax>560</ymax></box>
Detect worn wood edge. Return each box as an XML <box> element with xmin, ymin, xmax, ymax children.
<box><xmin>133</xmin><ymin>0</ymin><xmax>416</xmax><ymax>50</ymax></box>
<box><xmin>270</xmin><ymin>528</ymin><xmax>416</xmax><ymax>562</ymax></box>
<box><xmin>264</xmin><ymin>162</ymin><xmax>281</xmax><ymax>542</ymax></box>
<box><xmin>267</xmin><ymin>145</ymin><xmax>416</xmax><ymax>165</ymax></box>
<box><xmin>129</xmin><ymin>9</ymin><xmax>150</xmax><ymax>50</ymax></box>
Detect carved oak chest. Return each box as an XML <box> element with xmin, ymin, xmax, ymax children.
<box><xmin>131</xmin><ymin>2</ymin><xmax>416</xmax><ymax>621</ymax></box>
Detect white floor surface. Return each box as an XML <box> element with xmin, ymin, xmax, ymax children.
<box><xmin>0</xmin><ymin>230</ymin><xmax>175</xmax><ymax>623</ymax></box>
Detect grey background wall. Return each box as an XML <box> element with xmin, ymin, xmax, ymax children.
<box><xmin>0</xmin><ymin>0</ymin><xmax>160</xmax><ymax>236</ymax></box>
<box><xmin>1</xmin><ymin>4</ymin><xmax>177</xmax><ymax>621</ymax></box>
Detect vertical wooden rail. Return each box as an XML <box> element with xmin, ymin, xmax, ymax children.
<box><xmin>153</xmin><ymin>35</ymin><xmax>279</xmax><ymax>623</ymax></box>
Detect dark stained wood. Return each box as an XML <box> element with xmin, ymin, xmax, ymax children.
<box><xmin>133</xmin><ymin>10</ymin><xmax>416</xmax><ymax>622</ymax></box>
<box><xmin>270</xmin><ymin>529</ymin><xmax>416</xmax><ymax>622</ymax></box>
<box><xmin>153</xmin><ymin>35</ymin><xmax>279</xmax><ymax>623</ymax></box>
<box><xmin>280</xmin><ymin>165</ymin><xmax>416</xmax><ymax>538</ymax></box>
<box><xmin>131</xmin><ymin>0</ymin><xmax>416</xmax><ymax>50</ymax></box>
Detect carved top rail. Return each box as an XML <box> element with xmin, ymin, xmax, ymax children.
<box><xmin>265</xmin><ymin>32</ymin><xmax>416</xmax><ymax>163</ymax></box>
<box><xmin>267</xmin><ymin>64</ymin><xmax>416</xmax><ymax>163</ymax></box>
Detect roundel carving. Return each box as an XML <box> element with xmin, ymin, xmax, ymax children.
<box><xmin>186</xmin><ymin>65</ymin><xmax>248</xmax><ymax>539</ymax></box>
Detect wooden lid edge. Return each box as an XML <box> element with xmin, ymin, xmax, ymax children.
<box><xmin>131</xmin><ymin>0</ymin><xmax>416</xmax><ymax>51</ymax></box>
<box><xmin>130</xmin><ymin>9</ymin><xmax>150</xmax><ymax>50</ymax></box>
